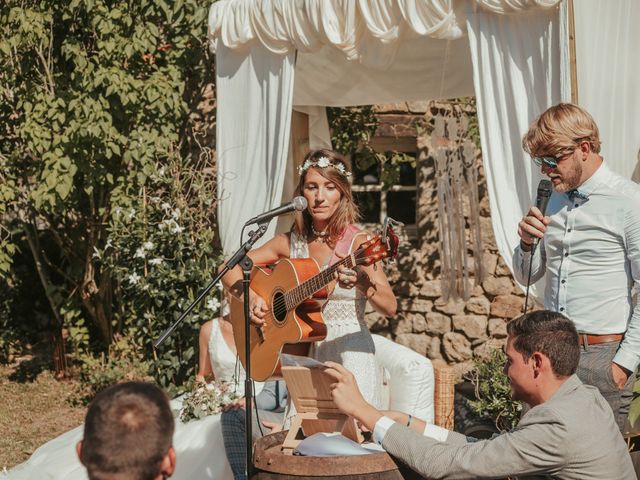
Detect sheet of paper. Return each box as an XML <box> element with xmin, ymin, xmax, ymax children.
<box><xmin>294</xmin><ymin>432</ymin><xmax>385</xmax><ymax>457</ymax></box>
<box><xmin>280</xmin><ymin>353</ymin><xmax>327</xmax><ymax>369</ymax></box>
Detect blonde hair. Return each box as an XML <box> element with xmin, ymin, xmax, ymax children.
<box><xmin>522</xmin><ymin>103</ymin><xmax>601</xmax><ymax>157</ymax></box>
<box><xmin>294</xmin><ymin>149</ymin><xmax>359</xmax><ymax>246</ymax></box>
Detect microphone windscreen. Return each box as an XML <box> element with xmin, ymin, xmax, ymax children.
<box><xmin>292</xmin><ymin>196</ymin><xmax>308</xmax><ymax>211</ymax></box>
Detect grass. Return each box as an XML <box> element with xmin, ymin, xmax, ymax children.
<box><xmin>0</xmin><ymin>359</ymin><xmax>86</xmax><ymax>469</ymax></box>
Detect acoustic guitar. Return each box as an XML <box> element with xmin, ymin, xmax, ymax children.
<box><xmin>229</xmin><ymin>225</ymin><xmax>400</xmax><ymax>381</ymax></box>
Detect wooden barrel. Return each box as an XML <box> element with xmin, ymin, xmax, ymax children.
<box><xmin>251</xmin><ymin>431</ymin><xmax>420</xmax><ymax>480</ymax></box>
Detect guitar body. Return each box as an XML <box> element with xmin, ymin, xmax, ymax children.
<box><xmin>229</xmin><ymin>258</ymin><xmax>328</xmax><ymax>381</ymax></box>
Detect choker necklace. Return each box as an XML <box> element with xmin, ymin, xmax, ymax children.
<box><xmin>311</xmin><ymin>225</ymin><xmax>329</xmax><ymax>242</ymax></box>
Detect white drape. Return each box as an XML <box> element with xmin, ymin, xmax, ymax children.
<box><xmin>214</xmin><ymin>40</ymin><xmax>295</xmax><ymax>255</ymax></box>
<box><xmin>573</xmin><ymin>0</ymin><xmax>640</xmax><ymax>180</ymax></box>
<box><xmin>466</xmin><ymin>4</ymin><xmax>564</xmax><ymax>295</ymax></box>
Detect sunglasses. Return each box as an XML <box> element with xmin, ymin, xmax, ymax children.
<box><xmin>532</xmin><ymin>156</ymin><xmax>560</xmax><ymax>168</ymax></box>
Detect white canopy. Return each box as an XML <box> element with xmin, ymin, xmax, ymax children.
<box><xmin>209</xmin><ymin>0</ymin><xmax>640</xmax><ymax>296</ymax></box>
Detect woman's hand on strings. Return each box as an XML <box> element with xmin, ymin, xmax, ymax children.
<box><xmin>248</xmin><ymin>291</ymin><xmax>268</xmax><ymax>326</ymax></box>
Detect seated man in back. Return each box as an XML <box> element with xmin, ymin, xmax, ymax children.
<box><xmin>76</xmin><ymin>381</ymin><xmax>176</xmax><ymax>480</ymax></box>
<box><xmin>326</xmin><ymin>310</ymin><xmax>635</xmax><ymax>479</ymax></box>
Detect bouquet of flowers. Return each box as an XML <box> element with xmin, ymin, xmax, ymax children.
<box><xmin>179</xmin><ymin>380</ymin><xmax>241</xmax><ymax>422</ymax></box>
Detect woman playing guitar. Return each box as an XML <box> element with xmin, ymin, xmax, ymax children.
<box><xmin>222</xmin><ymin>149</ymin><xmax>397</xmax><ymax>406</ymax></box>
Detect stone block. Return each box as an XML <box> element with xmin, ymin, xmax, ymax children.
<box><xmin>398</xmin><ymin>298</ymin><xmax>433</xmax><ymax>314</ymax></box>
<box><xmin>391</xmin><ymin>315</ymin><xmax>414</xmax><ymax>335</ymax></box>
<box><xmin>412</xmin><ymin>313</ymin><xmax>428</xmax><ymax>333</ymax></box>
<box><xmin>482</xmin><ymin>253</ymin><xmax>498</xmax><ymax>276</ymax></box>
<box><xmin>452</xmin><ymin>315</ymin><xmax>488</xmax><ymax>340</ymax></box>
<box><xmin>365</xmin><ymin>311</ymin><xmax>390</xmax><ymax>332</ymax></box>
<box><xmin>395</xmin><ymin>333</ymin><xmax>429</xmax><ymax>356</ymax></box>
<box><xmin>420</xmin><ymin>280</ymin><xmax>442</xmax><ymax>298</ymax></box>
<box><xmin>488</xmin><ymin>317</ymin><xmax>508</xmax><ymax>338</ymax></box>
<box><xmin>394</xmin><ymin>281</ymin><xmax>420</xmax><ymax>297</ymax></box>
<box><xmin>443</xmin><ymin>332</ymin><xmax>472</xmax><ymax>362</ymax></box>
<box><xmin>466</xmin><ymin>296</ymin><xmax>490</xmax><ymax>315</ymax></box>
<box><xmin>434</xmin><ymin>298</ymin><xmax>466</xmax><ymax>315</ymax></box>
<box><xmin>425</xmin><ymin>312</ymin><xmax>451</xmax><ymax>335</ymax></box>
<box><xmin>495</xmin><ymin>256</ymin><xmax>512</xmax><ymax>276</ymax></box>
<box><xmin>472</xmin><ymin>338</ymin><xmax>506</xmax><ymax>361</ymax></box>
<box><xmin>426</xmin><ymin>336</ymin><xmax>443</xmax><ymax>360</ymax></box>
<box><xmin>490</xmin><ymin>295</ymin><xmax>523</xmax><ymax>319</ymax></box>
<box><xmin>482</xmin><ymin>277</ymin><xmax>513</xmax><ymax>297</ymax></box>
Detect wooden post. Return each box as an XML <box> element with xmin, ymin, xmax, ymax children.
<box><xmin>568</xmin><ymin>0</ymin><xmax>579</xmax><ymax>104</ymax></box>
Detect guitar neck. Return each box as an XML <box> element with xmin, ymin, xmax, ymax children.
<box><xmin>284</xmin><ymin>255</ymin><xmax>356</xmax><ymax>311</ymax></box>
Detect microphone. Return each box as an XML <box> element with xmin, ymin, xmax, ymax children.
<box><xmin>535</xmin><ymin>179</ymin><xmax>553</xmax><ymax>216</ymax></box>
<box><xmin>532</xmin><ymin>179</ymin><xmax>553</xmax><ymax>249</ymax></box>
<box><xmin>244</xmin><ymin>196</ymin><xmax>308</xmax><ymax>226</ymax></box>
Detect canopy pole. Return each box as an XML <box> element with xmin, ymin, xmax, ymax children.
<box><xmin>568</xmin><ymin>0</ymin><xmax>578</xmax><ymax>104</ymax></box>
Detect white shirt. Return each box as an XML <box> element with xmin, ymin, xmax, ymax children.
<box><xmin>513</xmin><ymin>162</ymin><xmax>640</xmax><ymax>372</ymax></box>
<box><xmin>373</xmin><ymin>415</ymin><xmax>449</xmax><ymax>444</ymax></box>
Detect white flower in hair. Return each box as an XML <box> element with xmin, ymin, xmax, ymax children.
<box><xmin>316</xmin><ymin>156</ymin><xmax>331</xmax><ymax>168</ymax></box>
<box><xmin>297</xmin><ymin>156</ymin><xmax>352</xmax><ymax>177</ymax></box>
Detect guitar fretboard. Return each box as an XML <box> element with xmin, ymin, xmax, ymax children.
<box><xmin>284</xmin><ymin>255</ymin><xmax>356</xmax><ymax>311</ymax></box>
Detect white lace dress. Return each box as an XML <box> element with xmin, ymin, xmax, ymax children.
<box><xmin>3</xmin><ymin>318</ymin><xmax>257</xmax><ymax>480</ymax></box>
<box><xmin>290</xmin><ymin>231</ymin><xmax>380</xmax><ymax>407</ymax></box>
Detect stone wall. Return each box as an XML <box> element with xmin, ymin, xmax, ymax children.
<box><xmin>365</xmin><ymin>100</ymin><xmax>532</xmax><ymax>377</ymax></box>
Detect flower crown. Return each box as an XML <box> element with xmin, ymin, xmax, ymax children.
<box><xmin>298</xmin><ymin>156</ymin><xmax>352</xmax><ymax>177</ymax></box>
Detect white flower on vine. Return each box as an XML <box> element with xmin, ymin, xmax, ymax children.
<box><xmin>206</xmin><ymin>297</ymin><xmax>221</xmax><ymax>311</ymax></box>
<box><xmin>157</xmin><ymin>166</ymin><xmax>165</xmax><ymax>176</ymax></box>
<box><xmin>171</xmin><ymin>223</ymin><xmax>184</xmax><ymax>234</ymax></box>
<box><xmin>141</xmin><ymin>283</ymin><xmax>150</xmax><ymax>291</ymax></box>
<box><xmin>172</xmin><ymin>208</ymin><xmax>181</xmax><ymax>220</ymax></box>
<box><xmin>149</xmin><ymin>258</ymin><xmax>163</xmax><ymax>266</ymax></box>
<box><xmin>128</xmin><ymin>208</ymin><xmax>136</xmax><ymax>220</ymax></box>
<box><xmin>134</xmin><ymin>247</ymin><xmax>146</xmax><ymax>258</ymax></box>
<box><xmin>161</xmin><ymin>202</ymin><xmax>171</xmax><ymax>211</ymax></box>
<box><xmin>143</xmin><ymin>241</ymin><xmax>154</xmax><ymax>251</ymax></box>
<box><xmin>127</xmin><ymin>272</ymin><xmax>141</xmax><ymax>285</ymax></box>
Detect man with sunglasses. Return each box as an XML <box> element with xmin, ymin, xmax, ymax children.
<box><xmin>513</xmin><ymin>102</ymin><xmax>640</xmax><ymax>432</ymax></box>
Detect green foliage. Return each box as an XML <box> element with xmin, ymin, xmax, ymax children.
<box><xmin>0</xmin><ymin>0</ymin><xmax>219</xmax><ymax>391</ymax></box>
<box><xmin>628</xmin><ymin>374</ymin><xmax>640</xmax><ymax>427</ymax></box>
<box><xmin>467</xmin><ymin>348</ymin><xmax>523</xmax><ymax>431</ymax></box>
<box><xmin>102</xmin><ymin>154</ymin><xmax>220</xmax><ymax>394</ymax></box>
<box><xmin>327</xmin><ymin>106</ymin><xmax>417</xmax><ymax>189</ymax></box>
<box><xmin>71</xmin><ymin>334</ymin><xmax>154</xmax><ymax>405</ymax></box>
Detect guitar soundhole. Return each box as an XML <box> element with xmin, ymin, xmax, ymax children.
<box><xmin>272</xmin><ymin>291</ymin><xmax>287</xmax><ymax>324</ymax></box>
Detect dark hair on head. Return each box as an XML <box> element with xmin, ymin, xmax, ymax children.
<box><xmin>507</xmin><ymin>310</ymin><xmax>579</xmax><ymax>377</ymax></box>
<box><xmin>81</xmin><ymin>381</ymin><xmax>174</xmax><ymax>480</ymax></box>
<box><xmin>294</xmin><ymin>148</ymin><xmax>360</xmax><ymax>246</ymax></box>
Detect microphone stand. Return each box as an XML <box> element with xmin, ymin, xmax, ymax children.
<box><xmin>154</xmin><ymin>222</ymin><xmax>269</xmax><ymax>480</ymax></box>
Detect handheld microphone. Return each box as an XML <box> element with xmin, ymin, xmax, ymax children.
<box><xmin>532</xmin><ymin>179</ymin><xmax>552</xmax><ymax>249</ymax></box>
<box><xmin>244</xmin><ymin>196</ymin><xmax>308</xmax><ymax>226</ymax></box>
<box><xmin>535</xmin><ymin>179</ymin><xmax>553</xmax><ymax>216</ymax></box>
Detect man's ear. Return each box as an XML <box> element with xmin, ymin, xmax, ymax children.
<box><xmin>531</xmin><ymin>352</ymin><xmax>545</xmax><ymax>376</ymax></box>
<box><xmin>76</xmin><ymin>440</ymin><xmax>84</xmax><ymax>465</ymax></box>
<box><xmin>579</xmin><ymin>140</ymin><xmax>591</xmax><ymax>159</ymax></box>
<box><xmin>159</xmin><ymin>446</ymin><xmax>176</xmax><ymax>478</ymax></box>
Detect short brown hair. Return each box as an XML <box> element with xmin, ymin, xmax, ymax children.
<box><xmin>294</xmin><ymin>149</ymin><xmax>360</xmax><ymax>245</ymax></box>
<box><xmin>81</xmin><ymin>382</ymin><xmax>174</xmax><ymax>480</ymax></box>
<box><xmin>522</xmin><ymin>103</ymin><xmax>601</xmax><ymax>157</ymax></box>
<box><xmin>507</xmin><ymin>310</ymin><xmax>579</xmax><ymax>377</ymax></box>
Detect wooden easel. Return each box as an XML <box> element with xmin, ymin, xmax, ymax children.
<box><xmin>280</xmin><ymin>365</ymin><xmax>364</xmax><ymax>451</ymax></box>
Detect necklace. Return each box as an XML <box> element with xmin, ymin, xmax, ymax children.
<box><xmin>311</xmin><ymin>225</ymin><xmax>329</xmax><ymax>242</ymax></box>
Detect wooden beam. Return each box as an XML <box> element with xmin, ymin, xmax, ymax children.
<box><xmin>568</xmin><ymin>0</ymin><xmax>579</xmax><ymax>104</ymax></box>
